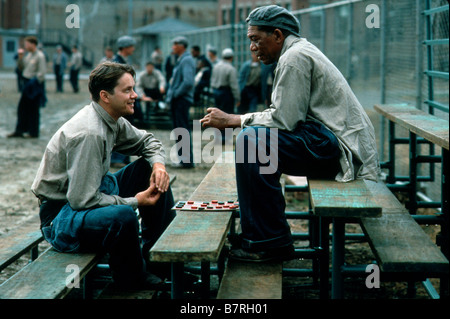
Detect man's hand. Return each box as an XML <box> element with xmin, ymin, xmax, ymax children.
<box><xmin>141</xmin><ymin>94</ymin><xmax>153</xmax><ymax>102</ymax></box>
<box><xmin>150</xmin><ymin>162</ymin><xmax>170</xmax><ymax>193</ymax></box>
<box><xmin>135</xmin><ymin>183</ymin><xmax>161</xmax><ymax>206</ymax></box>
<box><xmin>200</xmin><ymin>107</ymin><xmax>241</xmax><ymax>129</ymax></box>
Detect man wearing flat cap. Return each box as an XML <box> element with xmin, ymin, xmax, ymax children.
<box><xmin>166</xmin><ymin>36</ymin><xmax>196</xmax><ymax>168</ymax></box>
<box><xmin>201</xmin><ymin>5</ymin><xmax>380</xmax><ymax>262</ymax></box>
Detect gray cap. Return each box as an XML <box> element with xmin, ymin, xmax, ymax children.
<box><xmin>117</xmin><ymin>35</ymin><xmax>136</xmax><ymax>49</ymax></box>
<box><xmin>222</xmin><ymin>48</ymin><xmax>234</xmax><ymax>59</ymax></box>
<box><xmin>171</xmin><ymin>36</ymin><xmax>189</xmax><ymax>47</ymax></box>
<box><xmin>246</xmin><ymin>5</ymin><xmax>300</xmax><ymax>37</ymax></box>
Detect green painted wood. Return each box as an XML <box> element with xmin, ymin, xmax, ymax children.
<box><xmin>0</xmin><ymin>247</ymin><xmax>99</xmax><ymax>299</ymax></box>
<box><xmin>217</xmin><ymin>260</ymin><xmax>282</xmax><ymax>299</ymax></box>
<box><xmin>0</xmin><ymin>217</ymin><xmax>43</xmax><ymax>272</ymax></box>
<box><xmin>360</xmin><ymin>180</ymin><xmax>449</xmax><ymax>274</ymax></box>
<box><xmin>374</xmin><ymin>104</ymin><xmax>449</xmax><ymax>150</ymax></box>
<box><xmin>150</xmin><ymin>152</ymin><xmax>235</xmax><ymax>262</ymax></box>
<box><xmin>149</xmin><ymin>211</ymin><xmax>232</xmax><ymax>262</ymax></box>
<box><xmin>308</xmin><ymin>179</ymin><xmax>382</xmax><ymax>218</ymax></box>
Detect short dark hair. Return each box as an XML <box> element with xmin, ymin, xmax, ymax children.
<box><xmin>89</xmin><ymin>62</ymin><xmax>135</xmax><ymax>102</ymax></box>
<box><xmin>24</xmin><ymin>36</ymin><xmax>38</xmax><ymax>46</ymax></box>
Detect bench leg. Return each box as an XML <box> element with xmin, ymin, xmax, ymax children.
<box><xmin>171</xmin><ymin>262</ymin><xmax>184</xmax><ymax>299</ymax></box>
<box><xmin>440</xmin><ymin>148</ymin><xmax>449</xmax><ymax>298</ymax></box>
<box><xmin>319</xmin><ymin>217</ymin><xmax>330</xmax><ymax>299</ymax></box>
<box><xmin>331</xmin><ymin>219</ymin><xmax>345</xmax><ymax>299</ymax></box>
<box><xmin>201</xmin><ymin>262</ymin><xmax>210</xmax><ymax>299</ymax></box>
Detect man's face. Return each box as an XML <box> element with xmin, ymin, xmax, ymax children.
<box><xmin>24</xmin><ymin>40</ymin><xmax>36</xmax><ymax>52</ymax></box>
<box><xmin>106</xmin><ymin>73</ymin><xmax>138</xmax><ymax>119</ymax></box>
<box><xmin>172</xmin><ymin>43</ymin><xmax>184</xmax><ymax>56</ymax></box>
<box><xmin>247</xmin><ymin>25</ymin><xmax>283</xmax><ymax>65</ymax></box>
<box><xmin>122</xmin><ymin>45</ymin><xmax>135</xmax><ymax>57</ymax></box>
<box><xmin>146</xmin><ymin>64</ymin><xmax>154</xmax><ymax>74</ymax></box>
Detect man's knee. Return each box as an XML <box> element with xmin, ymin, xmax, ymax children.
<box><xmin>110</xmin><ymin>205</ymin><xmax>139</xmax><ymax>232</ymax></box>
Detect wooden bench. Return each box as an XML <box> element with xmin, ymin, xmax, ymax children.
<box><xmin>360</xmin><ymin>180</ymin><xmax>448</xmax><ymax>276</ymax></box>
<box><xmin>374</xmin><ymin>104</ymin><xmax>448</xmax><ymax>150</ymax></box>
<box><xmin>375</xmin><ymin>103</ymin><xmax>449</xmax><ymax>296</ymax></box>
<box><xmin>151</xmin><ymin>152</ymin><xmax>284</xmax><ymax>299</ymax></box>
<box><xmin>0</xmin><ymin>216</ymin><xmax>43</xmax><ymax>273</ymax></box>
<box><xmin>0</xmin><ymin>247</ymin><xmax>100</xmax><ymax>299</ymax></box>
<box><xmin>308</xmin><ymin>179</ymin><xmax>382</xmax><ymax>299</ymax></box>
<box><xmin>305</xmin><ymin>178</ymin><xmax>449</xmax><ymax>298</ymax></box>
<box><xmin>217</xmin><ymin>261</ymin><xmax>282</xmax><ymax>299</ymax></box>
<box><xmin>150</xmin><ymin>152</ymin><xmax>236</xmax><ymax>298</ymax></box>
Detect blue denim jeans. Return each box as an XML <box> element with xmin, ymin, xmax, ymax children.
<box><xmin>41</xmin><ymin>158</ymin><xmax>175</xmax><ymax>287</ymax></box>
<box><xmin>235</xmin><ymin>125</ymin><xmax>341</xmax><ymax>251</ymax></box>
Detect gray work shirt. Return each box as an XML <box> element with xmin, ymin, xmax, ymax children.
<box><xmin>31</xmin><ymin>101</ymin><xmax>165</xmax><ymax>210</ymax></box>
<box><xmin>210</xmin><ymin>60</ymin><xmax>240</xmax><ymax>102</ymax></box>
<box><xmin>22</xmin><ymin>50</ymin><xmax>46</xmax><ymax>83</ymax></box>
<box><xmin>136</xmin><ymin>68</ymin><xmax>166</xmax><ymax>96</ymax></box>
<box><xmin>240</xmin><ymin>36</ymin><xmax>380</xmax><ymax>182</ymax></box>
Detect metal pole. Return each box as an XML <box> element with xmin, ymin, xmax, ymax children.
<box><xmin>230</xmin><ymin>0</ymin><xmax>236</xmax><ymax>52</ymax></box>
<box><xmin>346</xmin><ymin>3</ymin><xmax>354</xmax><ymax>86</ymax></box>
<box><xmin>415</xmin><ymin>0</ymin><xmax>424</xmax><ymax>109</ymax></box>
<box><xmin>128</xmin><ymin>0</ymin><xmax>133</xmax><ymax>35</ymax></box>
<box><xmin>380</xmin><ymin>0</ymin><xmax>387</xmax><ymax>162</ymax></box>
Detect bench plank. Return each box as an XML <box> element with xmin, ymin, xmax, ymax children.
<box><xmin>308</xmin><ymin>179</ymin><xmax>382</xmax><ymax>218</ymax></box>
<box><xmin>360</xmin><ymin>180</ymin><xmax>449</xmax><ymax>274</ymax></box>
<box><xmin>0</xmin><ymin>248</ymin><xmax>99</xmax><ymax>299</ymax></box>
<box><xmin>0</xmin><ymin>217</ymin><xmax>43</xmax><ymax>272</ymax></box>
<box><xmin>217</xmin><ymin>260</ymin><xmax>282</xmax><ymax>299</ymax></box>
<box><xmin>149</xmin><ymin>211</ymin><xmax>232</xmax><ymax>262</ymax></box>
<box><xmin>188</xmin><ymin>152</ymin><xmax>237</xmax><ymax>202</ymax></box>
<box><xmin>150</xmin><ymin>152</ymin><xmax>236</xmax><ymax>263</ymax></box>
<box><xmin>374</xmin><ymin>104</ymin><xmax>449</xmax><ymax>150</ymax></box>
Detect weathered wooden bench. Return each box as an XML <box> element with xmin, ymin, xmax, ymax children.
<box><xmin>217</xmin><ymin>261</ymin><xmax>282</xmax><ymax>299</ymax></box>
<box><xmin>308</xmin><ymin>179</ymin><xmax>382</xmax><ymax>299</ymax></box>
<box><xmin>294</xmin><ymin>177</ymin><xmax>449</xmax><ymax>299</ymax></box>
<box><xmin>0</xmin><ymin>216</ymin><xmax>43</xmax><ymax>273</ymax></box>
<box><xmin>0</xmin><ymin>247</ymin><xmax>100</xmax><ymax>299</ymax></box>
<box><xmin>375</xmin><ymin>103</ymin><xmax>449</xmax><ymax>297</ymax></box>
<box><xmin>360</xmin><ymin>180</ymin><xmax>448</xmax><ymax>277</ymax></box>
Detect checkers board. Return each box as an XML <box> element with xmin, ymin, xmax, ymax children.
<box><xmin>172</xmin><ymin>200</ymin><xmax>239</xmax><ymax>211</ymax></box>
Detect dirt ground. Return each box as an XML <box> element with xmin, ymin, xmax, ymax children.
<box><xmin>0</xmin><ymin>72</ymin><xmax>442</xmax><ymax>299</ymax></box>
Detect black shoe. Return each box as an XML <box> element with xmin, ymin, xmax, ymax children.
<box><xmin>7</xmin><ymin>132</ymin><xmax>23</xmax><ymax>138</ymax></box>
<box><xmin>229</xmin><ymin>244</ymin><xmax>295</xmax><ymax>263</ymax></box>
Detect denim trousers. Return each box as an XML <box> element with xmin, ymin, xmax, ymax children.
<box><xmin>235</xmin><ymin>125</ymin><xmax>341</xmax><ymax>251</ymax></box>
<box><xmin>41</xmin><ymin>157</ymin><xmax>175</xmax><ymax>287</ymax></box>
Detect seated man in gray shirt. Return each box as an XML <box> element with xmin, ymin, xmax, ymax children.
<box><xmin>31</xmin><ymin>62</ymin><xmax>175</xmax><ymax>289</ymax></box>
<box><xmin>201</xmin><ymin>5</ymin><xmax>380</xmax><ymax>262</ymax></box>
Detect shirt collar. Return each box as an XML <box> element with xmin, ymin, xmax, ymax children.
<box><xmin>91</xmin><ymin>101</ymin><xmax>119</xmax><ymax>132</ymax></box>
<box><xmin>280</xmin><ymin>35</ymin><xmax>302</xmax><ymax>58</ymax></box>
